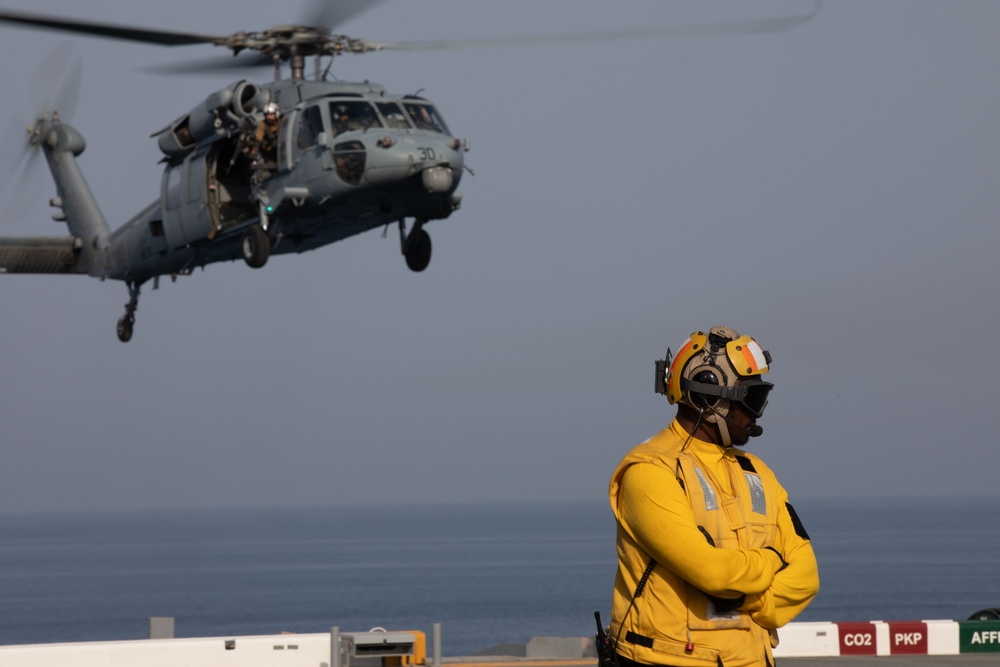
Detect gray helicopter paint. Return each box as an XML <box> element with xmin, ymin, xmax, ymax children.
<box><xmin>3</xmin><ymin>76</ymin><xmax>465</xmax><ymax>292</ymax></box>
<box><xmin>40</xmin><ymin>120</ymin><xmax>110</xmax><ymax>277</ymax></box>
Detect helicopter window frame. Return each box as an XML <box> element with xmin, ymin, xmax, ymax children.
<box><xmin>402</xmin><ymin>102</ymin><xmax>450</xmax><ymax>135</ymax></box>
<box><xmin>296</xmin><ymin>104</ymin><xmax>324</xmax><ymax>152</ymax></box>
<box><xmin>328</xmin><ymin>100</ymin><xmax>384</xmax><ymax>137</ymax></box>
<box><xmin>278</xmin><ymin>110</ymin><xmax>296</xmax><ymax>170</ymax></box>
<box><xmin>376</xmin><ymin>102</ymin><xmax>412</xmax><ymax>130</ymax></box>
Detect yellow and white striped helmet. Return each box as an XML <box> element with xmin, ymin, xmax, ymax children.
<box><xmin>663</xmin><ymin>326</ymin><xmax>772</xmax><ymax>416</ymax></box>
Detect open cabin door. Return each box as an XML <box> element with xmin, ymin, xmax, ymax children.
<box><xmin>160</xmin><ymin>140</ymin><xmax>257</xmax><ymax>249</ymax></box>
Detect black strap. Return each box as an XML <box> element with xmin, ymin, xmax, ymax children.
<box><xmin>736</xmin><ymin>455</ymin><xmax>757</xmax><ymax>473</ymax></box>
<box><xmin>624</xmin><ymin>631</ymin><xmax>654</xmax><ymax>649</ymax></box>
<box><xmin>615</xmin><ymin>654</ymin><xmax>689</xmax><ymax>667</ymax></box>
<box><xmin>786</xmin><ymin>502</ymin><xmax>810</xmax><ymax>540</ymax></box>
<box><xmin>622</xmin><ymin>637</ymin><xmax>724</xmax><ymax>667</ymax></box>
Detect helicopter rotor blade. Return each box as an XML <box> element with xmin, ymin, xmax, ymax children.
<box><xmin>368</xmin><ymin>0</ymin><xmax>820</xmax><ymax>53</ymax></box>
<box><xmin>0</xmin><ymin>9</ymin><xmax>222</xmax><ymax>46</ymax></box>
<box><xmin>30</xmin><ymin>42</ymin><xmax>82</xmax><ymax>119</ymax></box>
<box><xmin>303</xmin><ymin>0</ymin><xmax>390</xmax><ymax>32</ymax></box>
<box><xmin>0</xmin><ymin>114</ymin><xmax>30</xmax><ymax>190</ymax></box>
<box><xmin>1</xmin><ymin>151</ymin><xmax>46</xmax><ymax>225</ymax></box>
<box><xmin>144</xmin><ymin>52</ymin><xmax>274</xmax><ymax>76</ymax></box>
<box><xmin>0</xmin><ymin>42</ymin><xmax>83</xmax><ymax>225</ymax></box>
<box><xmin>0</xmin><ymin>116</ymin><xmax>47</xmax><ymax>226</ymax></box>
<box><xmin>144</xmin><ymin>0</ymin><xmax>820</xmax><ymax>75</ymax></box>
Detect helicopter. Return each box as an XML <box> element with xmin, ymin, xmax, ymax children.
<box><xmin>0</xmin><ymin>2</ymin><xmax>820</xmax><ymax>343</ymax></box>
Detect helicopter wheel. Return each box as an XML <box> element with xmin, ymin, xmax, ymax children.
<box><xmin>116</xmin><ymin>315</ymin><xmax>134</xmax><ymax>343</ymax></box>
<box><xmin>242</xmin><ymin>226</ymin><xmax>270</xmax><ymax>269</ymax></box>
<box><xmin>404</xmin><ymin>228</ymin><xmax>432</xmax><ymax>272</ymax></box>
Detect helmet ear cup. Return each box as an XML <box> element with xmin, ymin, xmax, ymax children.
<box><xmin>690</xmin><ymin>369</ymin><xmax>720</xmax><ymax>408</ymax></box>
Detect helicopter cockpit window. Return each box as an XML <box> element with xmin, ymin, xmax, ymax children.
<box><xmin>329</xmin><ymin>101</ymin><xmax>383</xmax><ymax>136</ymax></box>
<box><xmin>297</xmin><ymin>105</ymin><xmax>323</xmax><ymax>149</ymax></box>
<box><xmin>403</xmin><ymin>103</ymin><xmax>449</xmax><ymax>134</ymax></box>
<box><xmin>376</xmin><ymin>102</ymin><xmax>412</xmax><ymax>129</ymax></box>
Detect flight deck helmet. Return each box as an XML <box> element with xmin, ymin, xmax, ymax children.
<box><xmin>656</xmin><ymin>326</ymin><xmax>773</xmax><ymax>431</ymax></box>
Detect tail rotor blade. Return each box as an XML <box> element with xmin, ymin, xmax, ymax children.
<box><xmin>0</xmin><ymin>42</ymin><xmax>82</xmax><ymax>225</ymax></box>
<box><xmin>30</xmin><ymin>41</ymin><xmax>82</xmax><ymax>120</ymax></box>
<box><xmin>0</xmin><ymin>114</ymin><xmax>31</xmax><ymax>185</ymax></box>
<box><xmin>2</xmin><ymin>152</ymin><xmax>46</xmax><ymax>225</ymax></box>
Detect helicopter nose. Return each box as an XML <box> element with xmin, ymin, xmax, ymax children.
<box><xmin>421</xmin><ymin>166</ymin><xmax>453</xmax><ymax>193</ymax></box>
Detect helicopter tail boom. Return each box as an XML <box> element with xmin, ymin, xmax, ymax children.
<box><xmin>36</xmin><ymin>117</ymin><xmax>112</xmax><ymax>278</ymax></box>
<box><xmin>0</xmin><ymin>236</ymin><xmax>86</xmax><ymax>274</ymax></box>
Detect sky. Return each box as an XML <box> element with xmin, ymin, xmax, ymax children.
<box><xmin>0</xmin><ymin>0</ymin><xmax>998</xmax><ymax>514</ymax></box>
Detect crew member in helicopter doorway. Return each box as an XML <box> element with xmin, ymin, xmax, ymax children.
<box><xmin>253</xmin><ymin>101</ymin><xmax>281</xmax><ymax>181</ymax></box>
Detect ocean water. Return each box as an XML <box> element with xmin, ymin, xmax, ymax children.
<box><xmin>0</xmin><ymin>498</ymin><xmax>997</xmax><ymax>656</ymax></box>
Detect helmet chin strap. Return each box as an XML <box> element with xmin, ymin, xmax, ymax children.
<box><xmin>700</xmin><ymin>402</ymin><xmax>734</xmax><ymax>447</ymax></box>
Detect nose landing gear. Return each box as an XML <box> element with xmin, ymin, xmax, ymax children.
<box><xmin>399</xmin><ymin>218</ymin><xmax>431</xmax><ymax>272</ymax></box>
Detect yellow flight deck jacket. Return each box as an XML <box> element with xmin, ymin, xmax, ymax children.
<box><xmin>609</xmin><ymin>420</ymin><xmax>819</xmax><ymax>667</ymax></box>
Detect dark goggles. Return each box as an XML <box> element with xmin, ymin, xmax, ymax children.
<box><xmin>682</xmin><ymin>377</ymin><xmax>773</xmax><ymax>417</ymax></box>
<box><xmin>739</xmin><ymin>381</ymin><xmax>773</xmax><ymax>417</ymax></box>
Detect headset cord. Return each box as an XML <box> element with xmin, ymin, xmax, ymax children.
<box><xmin>679</xmin><ymin>409</ymin><xmax>704</xmax><ymax>453</ymax></box>
<box><xmin>612</xmin><ymin>410</ymin><xmax>703</xmax><ymax>653</ymax></box>
<box><xmin>612</xmin><ymin>559</ymin><xmax>655</xmax><ymax>652</ymax></box>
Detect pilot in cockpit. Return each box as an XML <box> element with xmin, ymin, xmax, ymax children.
<box><xmin>332</xmin><ymin>104</ymin><xmax>352</xmax><ymax>136</ymax></box>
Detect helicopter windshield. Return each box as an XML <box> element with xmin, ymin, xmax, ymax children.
<box><xmin>329</xmin><ymin>100</ymin><xmax>383</xmax><ymax>136</ymax></box>
<box><xmin>376</xmin><ymin>102</ymin><xmax>412</xmax><ymax>129</ymax></box>
<box><xmin>403</xmin><ymin>102</ymin><xmax>449</xmax><ymax>134</ymax></box>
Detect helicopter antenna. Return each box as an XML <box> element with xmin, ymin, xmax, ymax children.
<box><xmin>321</xmin><ymin>56</ymin><xmax>335</xmax><ymax>81</ymax></box>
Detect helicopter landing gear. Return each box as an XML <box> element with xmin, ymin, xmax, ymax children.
<box><xmin>116</xmin><ymin>281</ymin><xmax>141</xmax><ymax>343</ymax></box>
<box><xmin>242</xmin><ymin>225</ymin><xmax>270</xmax><ymax>269</ymax></box>
<box><xmin>400</xmin><ymin>218</ymin><xmax>431</xmax><ymax>272</ymax></box>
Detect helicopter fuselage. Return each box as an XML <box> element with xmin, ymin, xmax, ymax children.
<box><xmin>105</xmin><ymin>78</ymin><xmax>464</xmax><ymax>282</ymax></box>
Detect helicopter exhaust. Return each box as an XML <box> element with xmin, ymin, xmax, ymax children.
<box><xmin>157</xmin><ymin>80</ymin><xmax>267</xmax><ymax>158</ymax></box>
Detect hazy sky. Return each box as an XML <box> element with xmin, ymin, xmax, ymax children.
<box><xmin>1</xmin><ymin>1</ymin><xmax>998</xmax><ymax>514</ymax></box>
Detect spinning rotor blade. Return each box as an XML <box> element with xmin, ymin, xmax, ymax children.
<box><xmin>0</xmin><ymin>42</ymin><xmax>82</xmax><ymax>225</ymax></box>
<box><xmin>0</xmin><ymin>114</ymin><xmax>45</xmax><ymax>225</ymax></box>
<box><xmin>0</xmin><ymin>9</ymin><xmax>220</xmax><ymax>46</ymax></box>
<box><xmin>31</xmin><ymin>41</ymin><xmax>82</xmax><ymax>118</ymax></box>
<box><xmin>145</xmin><ymin>52</ymin><xmax>274</xmax><ymax>76</ymax></box>
<box><xmin>369</xmin><ymin>1</ymin><xmax>821</xmax><ymax>53</ymax></box>
<box><xmin>303</xmin><ymin>0</ymin><xmax>390</xmax><ymax>32</ymax></box>
<box><xmin>146</xmin><ymin>0</ymin><xmax>820</xmax><ymax>76</ymax></box>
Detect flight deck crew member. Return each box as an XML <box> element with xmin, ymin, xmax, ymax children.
<box><xmin>609</xmin><ymin>326</ymin><xmax>819</xmax><ymax>667</ymax></box>
<box><xmin>253</xmin><ymin>102</ymin><xmax>281</xmax><ymax>179</ymax></box>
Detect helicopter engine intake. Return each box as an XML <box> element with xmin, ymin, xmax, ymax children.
<box><xmin>157</xmin><ymin>80</ymin><xmax>266</xmax><ymax>157</ymax></box>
